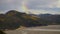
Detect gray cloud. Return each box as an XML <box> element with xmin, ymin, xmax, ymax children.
<box><xmin>27</xmin><ymin>0</ymin><xmax>60</xmax><ymax>14</ymax></box>
<box><xmin>0</xmin><ymin>0</ymin><xmax>60</xmax><ymax>14</ymax></box>
<box><xmin>28</xmin><ymin>0</ymin><xmax>58</xmax><ymax>9</ymax></box>
<box><xmin>0</xmin><ymin>0</ymin><xmax>22</xmax><ymax>11</ymax></box>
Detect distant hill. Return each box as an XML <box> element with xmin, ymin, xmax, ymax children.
<box><xmin>38</xmin><ymin>14</ymin><xmax>60</xmax><ymax>24</ymax></box>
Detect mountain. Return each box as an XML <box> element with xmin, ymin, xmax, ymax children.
<box><xmin>0</xmin><ymin>10</ymin><xmax>42</xmax><ymax>30</ymax></box>
<box><xmin>38</xmin><ymin>14</ymin><xmax>60</xmax><ymax>24</ymax></box>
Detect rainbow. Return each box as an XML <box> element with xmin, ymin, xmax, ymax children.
<box><xmin>21</xmin><ymin>0</ymin><xmax>38</xmax><ymax>14</ymax></box>
<box><xmin>21</xmin><ymin>0</ymin><xmax>29</xmax><ymax>14</ymax></box>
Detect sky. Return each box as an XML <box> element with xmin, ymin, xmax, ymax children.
<box><xmin>0</xmin><ymin>0</ymin><xmax>60</xmax><ymax>14</ymax></box>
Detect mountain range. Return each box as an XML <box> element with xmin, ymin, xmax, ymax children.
<box><xmin>0</xmin><ymin>10</ymin><xmax>60</xmax><ymax>30</ymax></box>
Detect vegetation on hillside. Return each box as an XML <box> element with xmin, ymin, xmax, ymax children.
<box><xmin>0</xmin><ymin>30</ymin><xmax>6</xmax><ymax>34</ymax></box>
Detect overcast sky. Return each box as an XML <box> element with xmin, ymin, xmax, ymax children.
<box><xmin>0</xmin><ymin>0</ymin><xmax>60</xmax><ymax>14</ymax></box>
